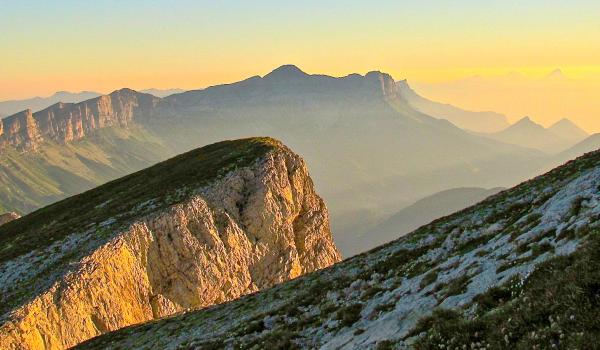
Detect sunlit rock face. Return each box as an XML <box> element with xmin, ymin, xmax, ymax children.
<box><xmin>0</xmin><ymin>89</ymin><xmax>160</xmax><ymax>150</ymax></box>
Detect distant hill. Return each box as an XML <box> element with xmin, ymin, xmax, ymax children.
<box><xmin>548</xmin><ymin>118</ymin><xmax>589</xmax><ymax>143</ymax></box>
<box><xmin>485</xmin><ymin>116</ymin><xmax>585</xmax><ymax>154</ymax></box>
<box><xmin>397</xmin><ymin>80</ymin><xmax>509</xmax><ymax>133</ymax></box>
<box><xmin>0</xmin><ymin>89</ymin><xmax>186</xmax><ymax>116</ymax></box>
<box><xmin>0</xmin><ymin>91</ymin><xmax>101</xmax><ymax>116</ymax></box>
<box><xmin>140</xmin><ymin>88</ymin><xmax>185</xmax><ymax>97</ymax></box>
<box><xmin>365</xmin><ymin>187</ymin><xmax>503</xmax><ymax>249</ymax></box>
<box><xmin>555</xmin><ymin>133</ymin><xmax>600</xmax><ymax>163</ymax></box>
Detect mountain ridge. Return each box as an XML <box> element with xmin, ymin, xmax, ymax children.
<box><xmin>0</xmin><ymin>91</ymin><xmax>102</xmax><ymax>118</ymax></box>
<box><xmin>397</xmin><ymin>79</ymin><xmax>510</xmax><ymax>133</ymax></box>
<box><xmin>0</xmin><ymin>65</ymin><xmax>564</xmax><ymax>257</ymax></box>
<box><xmin>0</xmin><ymin>89</ymin><xmax>160</xmax><ymax>151</ymax></box>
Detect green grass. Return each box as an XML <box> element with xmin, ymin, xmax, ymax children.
<box><xmin>0</xmin><ymin>126</ymin><xmax>171</xmax><ymax>214</ymax></box>
<box><xmin>0</xmin><ymin>137</ymin><xmax>280</xmax><ymax>263</ymax></box>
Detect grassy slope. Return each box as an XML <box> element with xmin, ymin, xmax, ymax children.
<box><xmin>75</xmin><ymin>149</ymin><xmax>600</xmax><ymax>350</ymax></box>
<box><xmin>0</xmin><ymin>126</ymin><xmax>172</xmax><ymax>214</ymax></box>
<box><xmin>0</xmin><ymin>137</ymin><xmax>278</xmax><ymax>263</ymax></box>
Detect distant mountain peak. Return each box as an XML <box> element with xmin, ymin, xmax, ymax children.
<box><xmin>110</xmin><ymin>87</ymin><xmax>138</xmax><ymax>95</ymax></box>
<box><xmin>264</xmin><ymin>65</ymin><xmax>309</xmax><ymax>80</ymax></box>
<box><xmin>513</xmin><ymin>116</ymin><xmax>542</xmax><ymax>127</ymax></box>
<box><xmin>549</xmin><ymin>118</ymin><xmax>589</xmax><ymax>141</ymax></box>
<box><xmin>546</xmin><ymin>68</ymin><xmax>566</xmax><ymax>79</ymax></box>
<box><xmin>551</xmin><ymin>118</ymin><xmax>578</xmax><ymax>128</ymax></box>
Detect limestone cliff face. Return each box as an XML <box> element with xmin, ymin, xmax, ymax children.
<box><xmin>0</xmin><ymin>89</ymin><xmax>160</xmax><ymax>150</ymax></box>
<box><xmin>0</xmin><ymin>110</ymin><xmax>42</xmax><ymax>150</ymax></box>
<box><xmin>33</xmin><ymin>89</ymin><xmax>160</xmax><ymax>144</ymax></box>
<box><xmin>0</xmin><ymin>140</ymin><xmax>340</xmax><ymax>350</ymax></box>
<box><xmin>364</xmin><ymin>71</ymin><xmax>400</xmax><ymax>100</ymax></box>
<box><xmin>0</xmin><ymin>212</ymin><xmax>20</xmax><ymax>226</ymax></box>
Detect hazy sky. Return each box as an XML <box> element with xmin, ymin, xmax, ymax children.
<box><xmin>1</xmin><ymin>1</ymin><xmax>599</xmax><ymax>128</ymax></box>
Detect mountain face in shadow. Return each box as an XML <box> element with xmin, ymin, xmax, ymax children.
<box><xmin>0</xmin><ymin>65</ymin><xmax>564</xmax><ymax>255</ymax></box>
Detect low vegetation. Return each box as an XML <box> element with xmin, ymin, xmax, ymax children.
<box><xmin>410</xmin><ymin>229</ymin><xmax>600</xmax><ymax>349</ymax></box>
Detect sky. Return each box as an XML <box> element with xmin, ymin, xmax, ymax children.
<box><xmin>1</xmin><ymin>0</ymin><xmax>600</xmax><ymax>129</ymax></box>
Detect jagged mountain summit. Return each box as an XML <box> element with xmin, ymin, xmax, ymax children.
<box><xmin>78</xmin><ymin>148</ymin><xmax>600</xmax><ymax>349</ymax></box>
<box><xmin>397</xmin><ymin>80</ymin><xmax>510</xmax><ymax>133</ymax></box>
<box><xmin>0</xmin><ymin>137</ymin><xmax>340</xmax><ymax>350</ymax></box>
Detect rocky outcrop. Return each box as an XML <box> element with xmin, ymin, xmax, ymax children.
<box><xmin>0</xmin><ymin>212</ymin><xmax>20</xmax><ymax>226</ymax></box>
<box><xmin>0</xmin><ymin>138</ymin><xmax>340</xmax><ymax>350</ymax></box>
<box><xmin>33</xmin><ymin>89</ymin><xmax>160</xmax><ymax>144</ymax></box>
<box><xmin>0</xmin><ymin>89</ymin><xmax>160</xmax><ymax>150</ymax></box>
<box><xmin>0</xmin><ymin>110</ymin><xmax>42</xmax><ymax>150</ymax></box>
<box><xmin>365</xmin><ymin>71</ymin><xmax>399</xmax><ymax>99</ymax></box>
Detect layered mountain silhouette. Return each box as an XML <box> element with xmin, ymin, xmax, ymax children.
<box><xmin>555</xmin><ymin>133</ymin><xmax>600</xmax><ymax>164</ymax></box>
<box><xmin>484</xmin><ymin>116</ymin><xmax>588</xmax><ymax>154</ymax></box>
<box><xmin>0</xmin><ymin>65</ymin><xmax>580</xmax><ymax>255</ymax></box>
<box><xmin>140</xmin><ymin>88</ymin><xmax>185</xmax><ymax>97</ymax></box>
<box><xmin>0</xmin><ymin>91</ymin><xmax>102</xmax><ymax>118</ymax></box>
<box><xmin>0</xmin><ymin>89</ymin><xmax>186</xmax><ymax>119</ymax></box>
<box><xmin>548</xmin><ymin>118</ymin><xmax>589</xmax><ymax>143</ymax></box>
<box><xmin>352</xmin><ymin>187</ymin><xmax>504</xmax><ymax>255</ymax></box>
<box><xmin>397</xmin><ymin>80</ymin><xmax>509</xmax><ymax>133</ymax></box>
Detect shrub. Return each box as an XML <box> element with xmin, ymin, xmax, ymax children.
<box><xmin>336</xmin><ymin>303</ymin><xmax>363</xmax><ymax>327</ymax></box>
<box><xmin>419</xmin><ymin>270</ymin><xmax>439</xmax><ymax>289</ymax></box>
